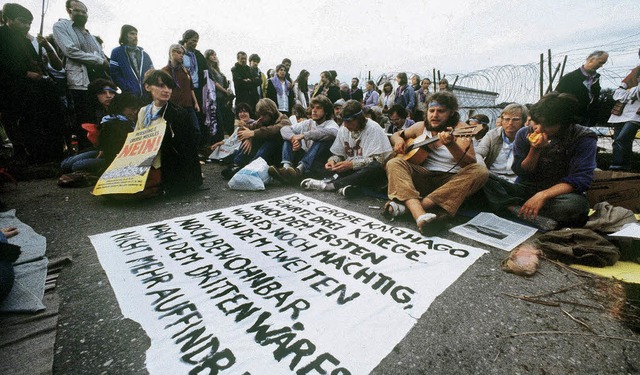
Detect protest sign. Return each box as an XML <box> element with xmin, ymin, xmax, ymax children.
<box><xmin>92</xmin><ymin>121</ymin><xmax>165</xmax><ymax>195</ymax></box>
<box><xmin>90</xmin><ymin>194</ymin><xmax>487</xmax><ymax>374</ymax></box>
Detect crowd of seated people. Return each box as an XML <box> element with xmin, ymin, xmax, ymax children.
<box><xmin>1</xmin><ymin>1</ymin><xmax>636</xmax><ymax>236</ymax></box>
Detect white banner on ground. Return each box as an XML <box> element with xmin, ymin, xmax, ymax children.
<box><xmin>89</xmin><ymin>194</ymin><xmax>487</xmax><ymax>374</ymax></box>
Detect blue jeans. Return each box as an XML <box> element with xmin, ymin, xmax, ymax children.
<box><xmin>282</xmin><ymin>140</ymin><xmax>333</xmax><ymax>175</ymax></box>
<box><xmin>232</xmin><ymin>139</ymin><xmax>283</xmax><ymax>167</ymax></box>
<box><xmin>611</xmin><ymin>121</ymin><xmax>640</xmax><ymax>170</ymax></box>
<box><xmin>60</xmin><ymin>150</ymin><xmax>105</xmax><ymax>174</ymax></box>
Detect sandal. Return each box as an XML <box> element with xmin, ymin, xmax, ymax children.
<box><xmin>300</xmin><ymin>178</ymin><xmax>327</xmax><ymax>191</ymax></box>
<box><xmin>383</xmin><ymin>200</ymin><xmax>406</xmax><ymax>219</ymax></box>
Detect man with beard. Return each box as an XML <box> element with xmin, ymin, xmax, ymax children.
<box><xmin>53</xmin><ymin>0</ymin><xmax>108</xmax><ymax>148</ymax></box>
<box><xmin>109</xmin><ymin>24</ymin><xmax>154</xmax><ymax>99</ymax></box>
<box><xmin>232</xmin><ymin>51</ymin><xmax>260</xmax><ymax>111</ymax></box>
<box><xmin>349</xmin><ymin>77</ymin><xmax>363</xmax><ymax>102</ymax></box>
<box><xmin>384</xmin><ymin>91</ymin><xmax>489</xmax><ymax>235</ymax></box>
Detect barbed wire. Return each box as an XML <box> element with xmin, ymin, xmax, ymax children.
<box><xmin>371</xmin><ymin>36</ymin><xmax>639</xmax><ymax>105</ymax></box>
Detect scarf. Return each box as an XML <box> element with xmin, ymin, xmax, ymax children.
<box><xmin>126</xmin><ymin>46</ymin><xmax>141</xmax><ymax>77</ymax></box>
<box><xmin>417</xmin><ymin>88</ymin><xmax>428</xmax><ymax>103</ymax></box>
<box><xmin>169</xmin><ymin>63</ymin><xmax>185</xmax><ymax>89</ymax></box>
<box><xmin>270</xmin><ymin>76</ymin><xmax>290</xmax><ymax>97</ymax></box>
<box><xmin>143</xmin><ymin>103</ymin><xmax>164</xmax><ymax>128</ymax></box>
<box><xmin>101</xmin><ymin>114</ymin><xmax>130</xmax><ymax>125</ymax></box>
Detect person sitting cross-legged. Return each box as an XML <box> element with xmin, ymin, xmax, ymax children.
<box><xmin>221</xmin><ymin>98</ymin><xmax>291</xmax><ymax>179</ymax></box>
<box><xmin>269</xmin><ymin>95</ymin><xmax>339</xmax><ymax>184</ymax></box>
<box><xmin>385</xmin><ymin>91</ymin><xmax>489</xmax><ymax>235</ymax></box>
<box><xmin>481</xmin><ymin>92</ymin><xmax>597</xmax><ymax>230</ymax></box>
<box><xmin>300</xmin><ymin>100</ymin><xmax>392</xmax><ymax>198</ymax></box>
<box><xmin>475</xmin><ymin>103</ymin><xmax>528</xmax><ymax>182</ymax></box>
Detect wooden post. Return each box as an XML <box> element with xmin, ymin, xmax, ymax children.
<box><xmin>38</xmin><ymin>0</ymin><xmax>46</xmax><ymax>65</ymax></box>
<box><xmin>368</xmin><ymin>71</ymin><xmax>371</xmax><ymax>81</ymax></box>
<box><xmin>548</xmin><ymin>49</ymin><xmax>552</xmax><ymax>84</ymax></box>
<box><xmin>432</xmin><ymin>68</ymin><xmax>437</xmax><ymax>92</ymax></box>
<box><xmin>539</xmin><ymin>53</ymin><xmax>544</xmax><ymax>99</ymax></box>
<box><xmin>545</xmin><ymin>63</ymin><xmax>562</xmax><ymax>94</ymax></box>
<box><xmin>559</xmin><ymin>55</ymin><xmax>568</xmax><ymax>79</ymax></box>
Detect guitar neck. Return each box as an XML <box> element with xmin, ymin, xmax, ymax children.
<box><xmin>406</xmin><ymin>124</ymin><xmax>481</xmax><ymax>152</ymax></box>
<box><xmin>406</xmin><ymin>136</ymin><xmax>439</xmax><ymax>152</ymax></box>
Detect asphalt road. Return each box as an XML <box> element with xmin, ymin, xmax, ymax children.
<box><xmin>2</xmin><ymin>162</ymin><xmax>639</xmax><ymax>375</ymax></box>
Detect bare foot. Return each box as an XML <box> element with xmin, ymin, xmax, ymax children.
<box><xmin>1</xmin><ymin>227</ymin><xmax>19</xmax><ymax>238</ymax></box>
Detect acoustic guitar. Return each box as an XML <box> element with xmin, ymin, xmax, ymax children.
<box><xmin>400</xmin><ymin>124</ymin><xmax>483</xmax><ymax>165</ymax></box>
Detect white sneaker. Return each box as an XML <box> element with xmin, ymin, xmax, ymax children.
<box><xmin>300</xmin><ymin>178</ymin><xmax>327</xmax><ymax>191</ymax></box>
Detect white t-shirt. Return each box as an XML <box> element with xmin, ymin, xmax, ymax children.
<box><xmin>330</xmin><ymin>119</ymin><xmax>392</xmax><ymax>162</ymax></box>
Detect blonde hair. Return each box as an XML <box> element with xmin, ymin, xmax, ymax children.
<box><xmin>168</xmin><ymin>43</ymin><xmax>185</xmax><ymax>57</ymax></box>
<box><xmin>255</xmin><ymin>98</ymin><xmax>279</xmax><ymax>118</ymax></box>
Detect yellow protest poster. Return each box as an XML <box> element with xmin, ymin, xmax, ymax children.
<box><xmin>92</xmin><ymin>121</ymin><xmax>166</xmax><ymax>195</ymax></box>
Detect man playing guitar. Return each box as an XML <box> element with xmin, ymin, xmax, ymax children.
<box><xmin>385</xmin><ymin>91</ymin><xmax>489</xmax><ymax>235</ymax></box>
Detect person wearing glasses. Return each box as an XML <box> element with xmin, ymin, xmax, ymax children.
<box><xmin>479</xmin><ymin>93</ymin><xmax>597</xmax><ymax>230</ymax></box>
<box><xmin>475</xmin><ymin>104</ymin><xmax>528</xmax><ymax>182</ymax></box>
<box><xmin>387</xmin><ymin>104</ymin><xmax>414</xmax><ymax>134</ymax></box>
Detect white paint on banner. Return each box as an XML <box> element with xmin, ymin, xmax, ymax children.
<box><xmin>89</xmin><ymin>193</ymin><xmax>487</xmax><ymax>374</ymax></box>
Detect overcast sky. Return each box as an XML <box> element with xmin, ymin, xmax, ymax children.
<box><xmin>11</xmin><ymin>0</ymin><xmax>640</xmax><ymax>100</ymax></box>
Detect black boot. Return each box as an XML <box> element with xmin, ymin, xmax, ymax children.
<box><xmin>221</xmin><ymin>165</ymin><xmax>241</xmax><ymax>180</ymax></box>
